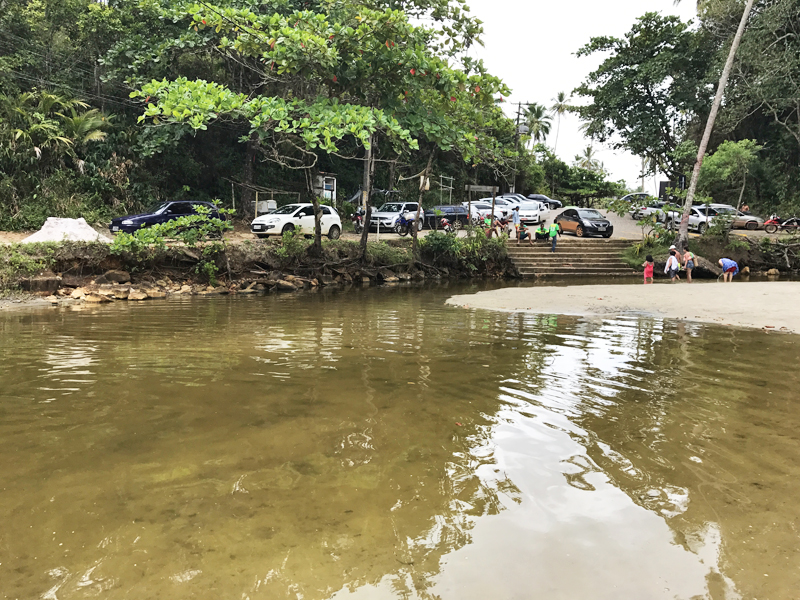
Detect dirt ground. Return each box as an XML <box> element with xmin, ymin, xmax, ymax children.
<box><xmin>447</xmin><ymin>281</ymin><xmax>800</xmax><ymax>334</ymax></box>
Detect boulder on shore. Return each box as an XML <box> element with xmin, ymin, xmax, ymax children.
<box><xmin>95</xmin><ymin>270</ymin><xmax>131</xmax><ymax>284</ymax></box>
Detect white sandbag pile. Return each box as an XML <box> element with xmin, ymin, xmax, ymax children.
<box><xmin>22</xmin><ymin>218</ymin><xmax>112</xmax><ymax>244</ymax></box>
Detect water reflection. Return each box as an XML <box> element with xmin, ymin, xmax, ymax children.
<box><xmin>0</xmin><ymin>285</ymin><xmax>798</xmax><ymax>599</ymax></box>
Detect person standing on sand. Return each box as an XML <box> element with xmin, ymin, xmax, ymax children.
<box><xmin>665</xmin><ymin>250</ymin><xmax>681</xmax><ymax>282</ymax></box>
<box><xmin>719</xmin><ymin>257</ymin><xmax>739</xmax><ymax>282</ymax></box>
<box><xmin>642</xmin><ymin>254</ymin><xmax>654</xmax><ymax>284</ymax></box>
<box><xmin>682</xmin><ymin>248</ymin><xmax>696</xmax><ymax>283</ymax></box>
<box><xmin>549</xmin><ymin>221</ymin><xmax>561</xmax><ymax>252</ymax></box>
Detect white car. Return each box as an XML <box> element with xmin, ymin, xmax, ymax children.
<box><xmin>664</xmin><ymin>206</ymin><xmax>714</xmax><ymax>233</ymax></box>
<box><xmin>250</xmin><ymin>203</ymin><xmax>342</xmax><ymax>239</ymax></box>
<box><xmin>461</xmin><ymin>201</ymin><xmax>503</xmax><ymax>223</ymax></box>
<box><xmin>497</xmin><ymin>194</ymin><xmax>549</xmax><ymax>225</ymax></box>
<box><xmin>369</xmin><ymin>201</ymin><xmax>422</xmax><ymax>231</ymax></box>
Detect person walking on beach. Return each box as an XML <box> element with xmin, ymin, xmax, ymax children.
<box><xmin>549</xmin><ymin>221</ymin><xmax>560</xmax><ymax>252</ymax></box>
<box><xmin>682</xmin><ymin>248</ymin><xmax>696</xmax><ymax>283</ymax></box>
<box><xmin>642</xmin><ymin>254</ymin><xmax>654</xmax><ymax>284</ymax></box>
<box><xmin>665</xmin><ymin>250</ymin><xmax>681</xmax><ymax>282</ymax></box>
<box><xmin>719</xmin><ymin>257</ymin><xmax>739</xmax><ymax>282</ymax></box>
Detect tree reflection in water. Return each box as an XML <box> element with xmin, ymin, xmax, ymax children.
<box><xmin>0</xmin><ymin>285</ymin><xmax>798</xmax><ymax>599</ymax></box>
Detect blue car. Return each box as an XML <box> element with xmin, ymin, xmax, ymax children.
<box><xmin>109</xmin><ymin>201</ymin><xmax>222</xmax><ymax>234</ymax></box>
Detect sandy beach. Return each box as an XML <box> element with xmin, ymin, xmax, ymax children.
<box><xmin>447</xmin><ymin>281</ymin><xmax>800</xmax><ymax>334</ymax></box>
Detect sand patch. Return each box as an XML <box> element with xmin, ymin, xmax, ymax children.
<box><xmin>447</xmin><ymin>281</ymin><xmax>800</xmax><ymax>334</ymax></box>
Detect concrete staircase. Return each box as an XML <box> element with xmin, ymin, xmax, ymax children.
<box><xmin>507</xmin><ymin>238</ymin><xmax>638</xmax><ymax>277</ymax></box>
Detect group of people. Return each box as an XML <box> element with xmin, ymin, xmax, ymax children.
<box><xmin>484</xmin><ymin>206</ymin><xmax>561</xmax><ymax>252</ymax></box>
<box><xmin>642</xmin><ymin>244</ymin><xmax>740</xmax><ymax>284</ymax></box>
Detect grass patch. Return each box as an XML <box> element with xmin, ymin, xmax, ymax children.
<box><xmin>620</xmin><ymin>239</ymin><xmax>672</xmax><ymax>270</ymax></box>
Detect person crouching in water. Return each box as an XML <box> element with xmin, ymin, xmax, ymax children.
<box><xmin>517</xmin><ymin>222</ymin><xmax>534</xmax><ymax>246</ymax></box>
<box><xmin>664</xmin><ymin>250</ymin><xmax>681</xmax><ymax>282</ymax></box>
<box><xmin>642</xmin><ymin>254</ymin><xmax>654</xmax><ymax>284</ymax></box>
<box><xmin>719</xmin><ymin>257</ymin><xmax>739</xmax><ymax>282</ymax></box>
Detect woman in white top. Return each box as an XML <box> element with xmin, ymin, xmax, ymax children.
<box><xmin>664</xmin><ymin>250</ymin><xmax>681</xmax><ymax>282</ymax></box>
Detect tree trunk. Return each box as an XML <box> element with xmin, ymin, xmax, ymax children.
<box><xmin>241</xmin><ymin>133</ymin><xmax>258</xmax><ymax>218</ymax></box>
<box><xmin>359</xmin><ymin>135</ymin><xmax>373</xmax><ymax>255</ymax></box>
<box><xmin>412</xmin><ymin>149</ymin><xmax>436</xmax><ymax>262</ymax></box>
<box><xmin>677</xmin><ymin>0</ymin><xmax>755</xmax><ymax>250</ymax></box>
<box><xmin>388</xmin><ymin>159</ymin><xmax>396</xmax><ymax>190</ymax></box>
<box><xmin>307</xmin><ymin>168</ymin><xmax>323</xmax><ymax>256</ymax></box>
<box><xmin>736</xmin><ymin>170</ymin><xmax>747</xmax><ymax>211</ymax></box>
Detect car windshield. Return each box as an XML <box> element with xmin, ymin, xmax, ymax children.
<box><xmin>377</xmin><ymin>203</ymin><xmax>403</xmax><ymax>213</ymax></box>
<box><xmin>273</xmin><ymin>204</ymin><xmax>301</xmax><ymax>215</ymax></box>
<box><xmin>147</xmin><ymin>202</ymin><xmax>169</xmax><ymax>214</ymax></box>
<box><xmin>578</xmin><ymin>209</ymin><xmax>604</xmax><ymax>219</ymax></box>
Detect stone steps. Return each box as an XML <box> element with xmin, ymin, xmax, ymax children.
<box><xmin>508</xmin><ymin>239</ymin><xmax>638</xmax><ymax>277</ymax></box>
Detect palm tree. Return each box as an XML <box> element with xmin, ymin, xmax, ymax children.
<box><xmin>675</xmin><ymin>0</ymin><xmax>756</xmax><ymax>249</ymax></box>
<box><xmin>550</xmin><ymin>92</ymin><xmax>570</xmax><ymax>153</ymax></box>
<box><xmin>574</xmin><ymin>146</ymin><xmax>601</xmax><ymax>172</ymax></box>
<box><xmin>523</xmin><ymin>103</ymin><xmax>551</xmax><ymax>147</ymax></box>
<box><xmin>58</xmin><ymin>108</ymin><xmax>109</xmax><ymax>146</ymax></box>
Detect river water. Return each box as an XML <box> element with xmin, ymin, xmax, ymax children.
<box><xmin>1</xmin><ymin>283</ymin><xmax>798</xmax><ymax>599</ymax></box>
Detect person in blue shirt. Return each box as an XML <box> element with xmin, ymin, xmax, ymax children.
<box><xmin>719</xmin><ymin>257</ymin><xmax>739</xmax><ymax>282</ymax></box>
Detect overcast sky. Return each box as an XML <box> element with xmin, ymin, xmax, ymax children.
<box><xmin>464</xmin><ymin>0</ymin><xmax>698</xmax><ymax>194</ymax></box>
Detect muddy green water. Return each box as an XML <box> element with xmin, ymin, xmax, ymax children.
<box><xmin>1</xmin><ymin>284</ymin><xmax>799</xmax><ymax>600</ymax></box>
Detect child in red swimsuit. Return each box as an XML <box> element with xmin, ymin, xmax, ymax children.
<box><xmin>642</xmin><ymin>254</ymin><xmax>654</xmax><ymax>284</ymax></box>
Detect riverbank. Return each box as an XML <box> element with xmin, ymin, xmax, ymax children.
<box><xmin>0</xmin><ymin>234</ymin><xmax>515</xmax><ymax>311</ymax></box>
<box><xmin>447</xmin><ymin>281</ymin><xmax>800</xmax><ymax>334</ymax></box>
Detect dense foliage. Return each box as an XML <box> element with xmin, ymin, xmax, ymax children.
<box><xmin>575</xmin><ymin>1</ymin><xmax>800</xmax><ymax>216</ymax></box>
<box><xmin>0</xmin><ymin>0</ymin><xmax>626</xmax><ymax>231</ymax></box>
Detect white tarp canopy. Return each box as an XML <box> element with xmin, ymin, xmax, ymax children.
<box><xmin>21</xmin><ymin>218</ymin><xmax>112</xmax><ymax>244</ymax></box>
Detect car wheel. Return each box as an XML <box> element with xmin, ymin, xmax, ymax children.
<box><xmin>417</xmin><ymin>219</ymin><xmax>423</xmax><ymax>231</ymax></box>
<box><xmin>282</xmin><ymin>223</ymin><xmax>295</xmax><ymax>234</ymax></box>
<box><xmin>666</xmin><ymin>219</ymin><xmax>675</xmax><ymax>230</ymax></box>
<box><xmin>394</xmin><ymin>223</ymin><xmax>402</xmax><ymax>234</ymax></box>
<box><xmin>697</xmin><ymin>222</ymin><xmax>707</xmax><ymax>234</ymax></box>
<box><xmin>745</xmin><ymin>221</ymin><xmax>757</xmax><ymax>231</ymax></box>
<box><xmin>327</xmin><ymin>225</ymin><xmax>341</xmax><ymax>240</ymax></box>
<box><xmin>453</xmin><ymin>219</ymin><xmax>462</xmax><ymax>231</ymax></box>
<box><xmin>575</xmin><ymin>225</ymin><xmax>585</xmax><ymax>237</ymax></box>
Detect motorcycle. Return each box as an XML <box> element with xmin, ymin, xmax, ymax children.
<box><xmin>394</xmin><ymin>212</ymin><xmax>417</xmax><ymax>236</ymax></box>
<box><xmin>439</xmin><ymin>217</ymin><xmax>456</xmax><ymax>234</ymax></box>
<box><xmin>350</xmin><ymin>213</ymin><xmax>364</xmax><ymax>234</ymax></box>
<box><xmin>764</xmin><ymin>216</ymin><xmax>800</xmax><ymax>234</ymax></box>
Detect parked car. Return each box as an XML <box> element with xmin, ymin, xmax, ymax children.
<box><xmin>664</xmin><ymin>205</ymin><xmax>714</xmax><ymax>233</ymax></box>
<box><xmin>527</xmin><ymin>193</ymin><xmax>563</xmax><ymax>210</ymax></box>
<box><xmin>423</xmin><ymin>205</ymin><xmax>470</xmax><ymax>229</ymax></box>
<box><xmin>496</xmin><ymin>194</ymin><xmax>549</xmax><ymax>224</ymax></box>
<box><xmin>369</xmin><ymin>201</ymin><xmax>422</xmax><ymax>231</ymax></box>
<box><xmin>250</xmin><ymin>203</ymin><xmax>342</xmax><ymax>239</ymax></box>
<box><xmin>620</xmin><ymin>192</ymin><xmax>652</xmax><ymax>204</ymax></box>
<box><xmin>630</xmin><ymin>200</ymin><xmax>681</xmax><ymax>222</ymax></box>
<box><xmin>554</xmin><ymin>207</ymin><xmax>614</xmax><ymax>238</ymax></box>
<box><xmin>109</xmin><ymin>201</ymin><xmax>224</xmax><ymax>234</ymax></box>
<box><xmin>461</xmin><ymin>201</ymin><xmax>504</xmax><ymax>223</ymax></box>
<box><xmin>706</xmin><ymin>205</ymin><xmax>764</xmax><ymax>230</ymax></box>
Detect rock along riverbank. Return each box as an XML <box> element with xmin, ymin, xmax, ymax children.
<box><xmin>446</xmin><ymin>281</ymin><xmax>800</xmax><ymax>334</ymax></box>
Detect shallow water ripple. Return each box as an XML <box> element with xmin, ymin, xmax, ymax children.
<box><xmin>0</xmin><ymin>287</ymin><xmax>798</xmax><ymax>599</ymax></box>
